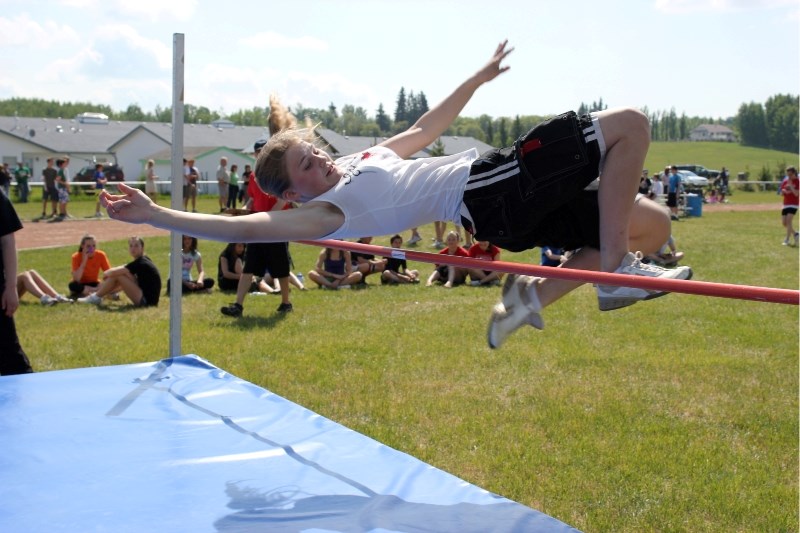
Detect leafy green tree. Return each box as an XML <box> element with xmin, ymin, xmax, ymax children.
<box><xmin>765</xmin><ymin>94</ymin><xmax>799</xmax><ymax>153</ymax></box>
<box><xmin>736</xmin><ymin>102</ymin><xmax>769</xmax><ymax>148</ymax></box>
<box><xmin>497</xmin><ymin>117</ymin><xmax>508</xmax><ymax>147</ymax></box>
<box><xmin>429</xmin><ymin>137</ymin><xmax>446</xmax><ymax>156</ymax></box>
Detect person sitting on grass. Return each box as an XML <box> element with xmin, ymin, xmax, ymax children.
<box><xmin>466</xmin><ymin>240</ymin><xmax>503</xmax><ymax>286</ymax></box>
<box><xmin>426</xmin><ymin>231</ymin><xmax>469</xmax><ymax>288</ymax></box>
<box><xmin>167</xmin><ymin>235</ymin><xmax>215</xmax><ymax>294</ymax></box>
<box><xmin>100</xmin><ymin>40</ymin><xmax>691</xmax><ymax>350</ymax></box>
<box><xmin>218</xmin><ymin>242</ymin><xmax>247</xmax><ymax>292</ymax></box>
<box><xmin>76</xmin><ymin>236</ymin><xmax>161</xmax><ymax>307</ymax></box>
<box><xmin>307</xmin><ymin>246</ymin><xmax>362</xmax><ymax>290</ymax></box>
<box><xmin>351</xmin><ymin>236</ymin><xmax>387</xmax><ymax>284</ymax></box>
<box><xmin>381</xmin><ymin>234</ymin><xmax>420</xmax><ymax>284</ymax></box>
<box><xmin>17</xmin><ymin>270</ymin><xmax>72</xmax><ymax>306</ymax></box>
<box><xmin>69</xmin><ymin>234</ymin><xmax>111</xmax><ymax>298</ymax></box>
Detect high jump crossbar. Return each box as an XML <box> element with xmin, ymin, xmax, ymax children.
<box><xmin>300</xmin><ymin>239</ymin><xmax>799</xmax><ymax>306</ymax></box>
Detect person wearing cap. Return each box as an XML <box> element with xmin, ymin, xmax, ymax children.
<box><xmin>220</xmin><ymin>138</ymin><xmax>294</xmax><ymax>316</ymax></box>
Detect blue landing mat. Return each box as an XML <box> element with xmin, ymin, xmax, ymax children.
<box><xmin>0</xmin><ymin>355</ymin><xmax>578</xmax><ymax>533</ymax></box>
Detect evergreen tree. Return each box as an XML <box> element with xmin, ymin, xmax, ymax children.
<box><xmin>375</xmin><ymin>103</ymin><xmax>391</xmax><ymax>135</ymax></box>
<box><xmin>512</xmin><ymin>115</ymin><xmax>523</xmax><ymax>140</ymax></box>
<box><xmin>429</xmin><ymin>137</ymin><xmax>446</xmax><ymax>157</ymax></box>
<box><xmin>394</xmin><ymin>87</ymin><xmax>407</xmax><ymax>123</ymax></box>
<box><xmin>765</xmin><ymin>94</ymin><xmax>799</xmax><ymax>153</ymax></box>
<box><xmin>497</xmin><ymin>117</ymin><xmax>508</xmax><ymax>147</ymax></box>
<box><xmin>736</xmin><ymin>102</ymin><xmax>769</xmax><ymax>148</ymax></box>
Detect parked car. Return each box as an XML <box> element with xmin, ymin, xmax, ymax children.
<box><xmin>677</xmin><ymin>170</ymin><xmax>709</xmax><ymax>190</ymax></box>
<box><xmin>676</xmin><ymin>164</ymin><xmax>720</xmax><ymax>179</ymax></box>
<box><xmin>74</xmin><ymin>163</ymin><xmax>125</xmax><ymax>183</ymax></box>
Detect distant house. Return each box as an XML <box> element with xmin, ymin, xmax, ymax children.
<box><xmin>689</xmin><ymin>124</ymin><xmax>737</xmax><ymax>142</ymax></box>
<box><xmin>316</xmin><ymin>129</ymin><xmax>494</xmax><ymax>159</ymax></box>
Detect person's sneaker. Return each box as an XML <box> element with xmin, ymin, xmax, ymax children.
<box><xmin>76</xmin><ymin>293</ymin><xmax>102</xmax><ymax>305</ymax></box>
<box><xmin>338</xmin><ymin>284</ymin><xmax>351</xmax><ymax>290</ymax></box>
<box><xmin>487</xmin><ymin>275</ymin><xmax>545</xmax><ymax>349</ymax></box>
<box><xmin>55</xmin><ymin>294</ymin><xmax>73</xmax><ymax>303</ymax></box>
<box><xmin>220</xmin><ymin>303</ymin><xmax>243</xmax><ymax>317</ymax></box>
<box><xmin>407</xmin><ymin>234</ymin><xmax>422</xmax><ymax>245</ymax></box>
<box><xmin>431</xmin><ymin>240</ymin><xmax>444</xmax><ymax>249</ymax></box>
<box><xmin>794</xmin><ymin>232</ymin><xmax>799</xmax><ymax>246</ymax></box>
<box><xmin>40</xmin><ymin>294</ymin><xmax>57</xmax><ymax>306</ymax></box>
<box><xmin>276</xmin><ymin>302</ymin><xmax>293</xmax><ymax>313</ymax></box>
<box><xmin>782</xmin><ymin>238</ymin><xmax>790</xmax><ymax>246</ymax></box>
<box><xmin>597</xmin><ymin>252</ymin><xmax>692</xmax><ymax>311</ymax></box>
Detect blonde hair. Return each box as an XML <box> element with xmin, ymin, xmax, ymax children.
<box><xmin>255</xmin><ymin>95</ymin><xmax>322</xmax><ymax>198</ymax></box>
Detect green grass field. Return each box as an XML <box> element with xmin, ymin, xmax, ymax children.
<box><xmin>12</xmin><ymin>194</ymin><xmax>799</xmax><ymax>532</ymax></box>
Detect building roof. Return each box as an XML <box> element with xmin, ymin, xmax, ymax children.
<box><xmin>0</xmin><ymin>115</ymin><xmax>269</xmax><ymax>155</ymax></box>
<box><xmin>691</xmin><ymin>124</ymin><xmax>734</xmax><ymax>134</ymax></box>
<box><xmin>316</xmin><ymin>128</ymin><xmax>494</xmax><ymax>159</ymax></box>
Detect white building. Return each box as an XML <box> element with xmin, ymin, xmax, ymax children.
<box><xmin>689</xmin><ymin>124</ymin><xmax>737</xmax><ymax>142</ymax></box>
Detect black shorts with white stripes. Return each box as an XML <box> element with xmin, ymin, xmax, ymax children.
<box><xmin>460</xmin><ymin>111</ymin><xmax>605</xmax><ymax>252</ymax></box>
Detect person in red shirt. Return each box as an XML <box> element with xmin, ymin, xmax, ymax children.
<box><xmin>426</xmin><ymin>231</ymin><xmax>469</xmax><ymax>288</ymax></box>
<box><xmin>221</xmin><ymin>139</ymin><xmax>294</xmax><ymax>316</ymax></box>
<box><xmin>780</xmin><ymin>166</ymin><xmax>799</xmax><ymax>246</ymax></box>
<box><xmin>467</xmin><ymin>240</ymin><xmax>503</xmax><ymax>286</ymax></box>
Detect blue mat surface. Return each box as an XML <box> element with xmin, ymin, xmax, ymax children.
<box><xmin>0</xmin><ymin>355</ymin><xmax>578</xmax><ymax>532</ymax></box>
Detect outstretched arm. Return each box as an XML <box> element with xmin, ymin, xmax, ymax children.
<box><xmin>101</xmin><ymin>183</ymin><xmax>343</xmax><ymax>243</ymax></box>
<box><xmin>381</xmin><ymin>40</ymin><xmax>513</xmax><ymax>159</ymax></box>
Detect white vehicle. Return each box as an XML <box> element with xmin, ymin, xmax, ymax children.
<box><xmin>677</xmin><ymin>170</ymin><xmax>709</xmax><ymax>189</ymax></box>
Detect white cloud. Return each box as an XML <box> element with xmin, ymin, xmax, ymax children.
<box><xmin>0</xmin><ymin>13</ymin><xmax>80</xmax><ymax>48</ymax></box>
<box><xmin>110</xmin><ymin>0</ymin><xmax>197</xmax><ymax>22</ymax></box>
<box><xmin>101</xmin><ymin>24</ymin><xmax>172</xmax><ymax>69</ymax></box>
<box><xmin>654</xmin><ymin>0</ymin><xmax>797</xmax><ymax>13</ymax></box>
<box><xmin>239</xmin><ymin>31</ymin><xmax>328</xmax><ymax>52</ymax></box>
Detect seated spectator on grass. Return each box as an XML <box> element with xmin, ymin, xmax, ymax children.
<box><xmin>167</xmin><ymin>235</ymin><xmax>215</xmax><ymax>294</ymax></box>
<box><xmin>308</xmin><ymin>246</ymin><xmax>362</xmax><ymax>289</ymax></box>
<box><xmin>69</xmin><ymin>234</ymin><xmax>111</xmax><ymax>298</ymax></box>
<box><xmin>76</xmin><ymin>236</ymin><xmax>161</xmax><ymax>307</ymax></box>
<box><xmin>381</xmin><ymin>234</ymin><xmax>419</xmax><ymax>284</ymax></box>
<box><xmin>426</xmin><ymin>231</ymin><xmax>469</xmax><ymax>288</ymax></box>
<box><xmin>540</xmin><ymin>246</ymin><xmax>568</xmax><ymax>267</ymax></box>
<box><xmin>17</xmin><ymin>270</ymin><xmax>71</xmax><ymax>306</ymax></box>
<box><xmin>467</xmin><ymin>240</ymin><xmax>503</xmax><ymax>286</ymax></box>
<box><xmin>351</xmin><ymin>237</ymin><xmax>387</xmax><ymax>284</ymax></box>
<box><xmin>646</xmin><ymin>236</ymin><xmax>684</xmax><ymax>266</ymax></box>
<box><xmin>218</xmin><ymin>243</ymin><xmax>246</xmax><ymax>292</ymax></box>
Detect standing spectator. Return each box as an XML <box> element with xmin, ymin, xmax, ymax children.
<box><xmin>717</xmin><ymin>166</ymin><xmax>729</xmax><ymax>203</ymax></box>
<box><xmin>144</xmin><ymin>159</ymin><xmax>158</xmax><ymax>203</ymax></box>
<box><xmin>239</xmin><ymin>164</ymin><xmax>251</xmax><ymax>205</ymax></box>
<box><xmin>77</xmin><ymin>236</ymin><xmax>161</xmax><ymax>307</ymax></box>
<box><xmin>307</xmin><ymin>246</ymin><xmax>362</xmax><ymax>289</ymax></box>
<box><xmin>216</xmin><ymin>157</ymin><xmax>230</xmax><ymax>212</ymax></box>
<box><xmin>780</xmin><ymin>166</ymin><xmax>799</xmax><ymax>246</ymax></box>
<box><xmin>650</xmin><ymin>172</ymin><xmax>664</xmax><ymax>201</ymax></box>
<box><xmin>69</xmin><ymin>234</ymin><xmax>111</xmax><ymax>298</ymax></box>
<box><xmin>467</xmin><ymin>240</ymin><xmax>503</xmax><ymax>286</ymax></box>
<box><xmin>407</xmin><ymin>227</ymin><xmax>422</xmax><ymax>245</ymax></box>
<box><xmin>183</xmin><ymin>158</ymin><xmax>198</xmax><ymax>212</ymax></box>
<box><xmin>167</xmin><ymin>235</ymin><xmax>214</xmax><ymax>293</ymax></box>
<box><xmin>540</xmin><ymin>246</ymin><xmax>568</xmax><ymax>267</ymax></box>
<box><xmin>217</xmin><ymin>242</ymin><xmax>246</xmax><ymax>292</ymax></box>
<box><xmin>13</xmin><ymin>161</ymin><xmax>31</xmax><ymax>203</ymax></box>
<box><xmin>54</xmin><ymin>158</ymin><xmax>71</xmax><ymax>221</ymax></box>
<box><xmin>0</xmin><ymin>189</ymin><xmax>34</xmax><ymax>375</ymax></box>
<box><xmin>666</xmin><ymin>165</ymin><xmax>681</xmax><ymax>221</ymax></box>
<box><xmin>93</xmin><ymin>163</ymin><xmax>107</xmax><ymax>217</ymax></box>
<box><xmin>41</xmin><ymin>157</ymin><xmax>58</xmax><ymax>218</ymax></box>
<box><xmin>381</xmin><ymin>234</ymin><xmax>420</xmax><ymax>284</ymax></box>
<box><xmin>227</xmin><ymin>164</ymin><xmax>240</xmax><ymax>210</ymax></box>
<box><xmin>0</xmin><ymin>164</ymin><xmax>10</xmax><ymax>197</ymax></box>
<box><xmin>426</xmin><ymin>231</ymin><xmax>469</xmax><ymax>288</ymax></box>
<box><xmin>638</xmin><ymin>169</ymin><xmax>651</xmax><ymax>197</ymax></box>
<box><xmin>220</xmin><ymin>138</ymin><xmax>294</xmax><ymax>317</ymax></box>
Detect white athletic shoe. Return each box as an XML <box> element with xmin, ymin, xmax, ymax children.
<box><xmin>487</xmin><ymin>275</ymin><xmax>545</xmax><ymax>349</ymax></box>
<box><xmin>597</xmin><ymin>252</ymin><xmax>692</xmax><ymax>311</ymax></box>
<box><xmin>40</xmin><ymin>294</ymin><xmax>57</xmax><ymax>306</ymax></box>
<box><xmin>406</xmin><ymin>234</ymin><xmax>422</xmax><ymax>245</ymax></box>
<box><xmin>76</xmin><ymin>293</ymin><xmax>102</xmax><ymax>305</ymax></box>
<box><xmin>55</xmin><ymin>294</ymin><xmax>73</xmax><ymax>303</ymax></box>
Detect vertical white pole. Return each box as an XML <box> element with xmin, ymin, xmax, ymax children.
<box><xmin>169</xmin><ymin>33</ymin><xmax>185</xmax><ymax>358</ymax></box>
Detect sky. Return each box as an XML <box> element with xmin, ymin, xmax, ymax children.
<box><xmin>0</xmin><ymin>0</ymin><xmax>798</xmax><ymax>121</ymax></box>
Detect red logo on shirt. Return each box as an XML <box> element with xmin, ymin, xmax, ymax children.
<box><xmin>360</xmin><ymin>152</ymin><xmax>372</xmax><ymax>160</ymax></box>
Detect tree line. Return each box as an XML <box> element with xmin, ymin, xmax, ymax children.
<box><xmin>1</xmin><ymin>91</ymin><xmax>797</xmax><ymax>153</ymax></box>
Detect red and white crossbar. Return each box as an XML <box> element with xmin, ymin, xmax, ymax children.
<box><xmin>299</xmin><ymin>239</ymin><xmax>799</xmax><ymax>306</ymax></box>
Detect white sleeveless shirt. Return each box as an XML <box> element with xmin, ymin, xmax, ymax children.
<box><xmin>314</xmin><ymin>146</ymin><xmax>478</xmax><ymax>239</ymax></box>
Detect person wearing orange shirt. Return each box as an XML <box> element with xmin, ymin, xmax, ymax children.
<box><xmin>69</xmin><ymin>234</ymin><xmax>111</xmax><ymax>298</ymax></box>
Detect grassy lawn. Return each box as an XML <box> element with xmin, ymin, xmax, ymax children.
<box><xmin>12</xmin><ymin>197</ymin><xmax>799</xmax><ymax>531</ymax></box>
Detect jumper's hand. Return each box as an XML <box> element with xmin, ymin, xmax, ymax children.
<box><xmin>100</xmin><ymin>183</ymin><xmax>156</xmax><ymax>224</ymax></box>
<box><xmin>475</xmin><ymin>40</ymin><xmax>514</xmax><ymax>85</ymax></box>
